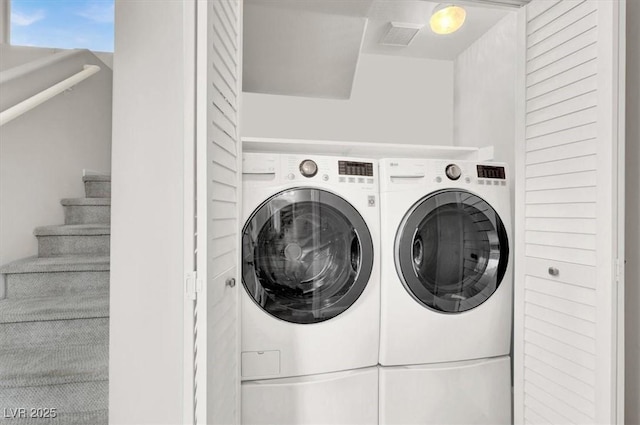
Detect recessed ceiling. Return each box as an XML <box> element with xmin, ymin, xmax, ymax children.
<box><xmin>243</xmin><ymin>0</ymin><xmax>370</xmax><ymax>99</ymax></box>
<box><xmin>243</xmin><ymin>0</ymin><xmax>511</xmax><ymax>98</ymax></box>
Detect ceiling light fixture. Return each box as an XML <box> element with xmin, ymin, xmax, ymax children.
<box><xmin>429</xmin><ymin>4</ymin><xmax>466</xmax><ymax>35</ymax></box>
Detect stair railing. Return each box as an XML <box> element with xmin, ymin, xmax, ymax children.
<box><xmin>0</xmin><ymin>64</ymin><xmax>101</xmax><ymax>127</ymax></box>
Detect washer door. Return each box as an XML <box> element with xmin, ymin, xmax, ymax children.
<box><xmin>242</xmin><ymin>188</ymin><xmax>374</xmax><ymax>324</ymax></box>
<box><xmin>395</xmin><ymin>189</ymin><xmax>509</xmax><ymax>313</ymax></box>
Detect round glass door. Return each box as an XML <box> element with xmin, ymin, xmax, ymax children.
<box><xmin>242</xmin><ymin>188</ymin><xmax>374</xmax><ymax>324</ymax></box>
<box><xmin>395</xmin><ymin>189</ymin><xmax>509</xmax><ymax>313</ymax></box>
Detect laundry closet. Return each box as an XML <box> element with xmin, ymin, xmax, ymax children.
<box><xmin>108</xmin><ymin>0</ymin><xmax>627</xmax><ymax>424</ymax></box>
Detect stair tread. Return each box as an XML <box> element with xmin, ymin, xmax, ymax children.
<box><xmin>0</xmin><ymin>255</ymin><xmax>110</xmax><ymax>274</ymax></box>
<box><xmin>0</xmin><ymin>409</ymin><xmax>109</xmax><ymax>425</ymax></box>
<box><xmin>34</xmin><ymin>224</ymin><xmax>110</xmax><ymax>236</ymax></box>
<box><xmin>82</xmin><ymin>174</ymin><xmax>111</xmax><ymax>182</ymax></box>
<box><xmin>0</xmin><ymin>344</ymin><xmax>108</xmax><ymax>387</ymax></box>
<box><xmin>61</xmin><ymin>198</ymin><xmax>111</xmax><ymax>206</ymax></box>
<box><xmin>0</xmin><ymin>381</ymin><xmax>108</xmax><ymax>422</ymax></box>
<box><xmin>0</xmin><ymin>294</ymin><xmax>109</xmax><ymax>324</ymax></box>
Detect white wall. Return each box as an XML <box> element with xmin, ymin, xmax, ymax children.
<box><xmin>241</xmin><ymin>53</ymin><xmax>454</xmax><ymax>145</ymax></box>
<box><xmin>453</xmin><ymin>13</ymin><xmax>517</xmax><ymax>168</ymax></box>
<box><xmin>0</xmin><ymin>50</ymin><xmax>112</xmax><ymax>271</ymax></box>
<box><xmin>109</xmin><ymin>1</ymin><xmax>188</xmax><ymax>424</ymax></box>
<box><xmin>625</xmin><ymin>1</ymin><xmax>640</xmax><ymax>423</ymax></box>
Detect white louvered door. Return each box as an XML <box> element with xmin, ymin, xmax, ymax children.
<box><xmin>195</xmin><ymin>0</ymin><xmax>243</xmax><ymax>424</ymax></box>
<box><xmin>514</xmin><ymin>1</ymin><xmax>625</xmax><ymax>424</ymax></box>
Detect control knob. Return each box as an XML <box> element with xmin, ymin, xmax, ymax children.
<box><xmin>445</xmin><ymin>164</ymin><xmax>462</xmax><ymax>181</ymax></box>
<box><xmin>299</xmin><ymin>159</ymin><xmax>318</xmax><ymax>178</ymax></box>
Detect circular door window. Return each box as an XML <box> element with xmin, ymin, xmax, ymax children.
<box><xmin>395</xmin><ymin>189</ymin><xmax>509</xmax><ymax>313</ymax></box>
<box><xmin>242</xmin><ymin>188</ymin><xmax>374</xmax><ymax>324</ymax></box>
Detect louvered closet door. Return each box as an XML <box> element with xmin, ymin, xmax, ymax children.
<box><xmin>514</xmin><ymin>1</ymin><xmax>625</xmax><ymax>424</ymax></box>
<box><xmin>195</xmin><ymin>0</ymin><xmax>243</xmax><ymax>424</ymax></box>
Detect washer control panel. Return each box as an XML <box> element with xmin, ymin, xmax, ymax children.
<box><xmin>285</xmin><ymin>157</ymin><xmax>375</xmax><ymax>185</ymax></box>
<box><xmin>243</xmin><ymin>153</ymin><xmax>377</xmax><ymax>189</ymax></box>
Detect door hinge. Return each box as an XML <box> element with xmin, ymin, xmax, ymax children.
<box><xmin>185</xmin><ymin>271</ymin><xmax>202</xmax><ymax>300</ymax></box>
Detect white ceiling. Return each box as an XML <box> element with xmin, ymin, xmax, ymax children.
<box><xmin>362</xmin><ymin>1</ymin><xmax>509</xmax><ymax>60</ymax></box>
<box><xmin>243</xmin><ymin>0</ymin><xmax>511</xmax><ymax>98</ymax></box>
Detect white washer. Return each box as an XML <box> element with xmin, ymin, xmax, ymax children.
<box><xmin>241</xmin><ymin>153</ymin><xmax>380</xmax><ymax>380</ymax></box>
<box><xmin>379</xmin><ymin>158</ymin><xmax>513</xmax><ymax>366</ymax></box>
<box><xmin>379</xmin><ymin>356</ymin><xmax>511</xmax><ymax>425</ymax></box>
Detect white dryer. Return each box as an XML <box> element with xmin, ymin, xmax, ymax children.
<box><xmin>379</xmin><ymin>356</ymin><xmax>511</xmax><ymax>425</ymax></box>
<box><xmin>241</xmin><ymin>153</ymin><xmax>380</xmax><ymax>380</ymax></box>
<box><xmin>379</xmin><ymin>158</ymin><xmax>513</xmax><ymax>366</ymax></box>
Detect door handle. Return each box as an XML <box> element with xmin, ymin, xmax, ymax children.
<box><xmin>548</xmin><ymin>267</ymin><xmax>559</xmax><ymax>277</ymax></box>
<box><xmin>226</xmin><ymin>277</ymin><xmax>236</xmax><ymax>287</ymax></box>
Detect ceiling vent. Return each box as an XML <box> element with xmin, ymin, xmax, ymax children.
<box><xmin>379</xmin><ymin>22</ymin><xmax>423</xmax><ymax>47</ymax></box>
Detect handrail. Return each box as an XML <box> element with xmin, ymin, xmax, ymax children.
<box><xmin>0</xmin><ymin>64</ymin><xmax>101</xmax><ymax>127</ymax></box>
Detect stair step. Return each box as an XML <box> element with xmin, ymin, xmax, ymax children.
<box><xmin>61</xmin><ymin>198</ymin><xmax>111</xmax><ymax>206</ymax></box>
<box><xmin>5</xmin><ymin>271</ymin><xmax>109</xmax><ymax>299</ymax></box>
<box><xmin>0</xmin><ymin>381</ymin><xmax>107</xmax><ymax>424</ymax></box>
<box><xmin>83</xmin><ymin>174</ymin><xmax>111</xmax><ymax>199</ymax></box>
<box><xmin>0</xmin><ymin>344</ymin><xmax>108</xmax><ymax>387</ymax></box>
<box><xmin>0</xmin><ymin>410</ymin><xmax>108</xmax><ymax>425</ymax></box>
<box><xmin>82</xmin><ymin>174</ymin><xmax>111</xmax><ymax>182</ymax></box>
<box><xmin>33</xmin><ymin>224</ymin><xmax>111</xmax><ymax>236</ymax></box>
<box><xmin>34</xmin><ymin>225</ymin><xmax>110</xmax><ymax>257</ymax></box>
<box><xmin>61</xmin><ymin>198</ymin><xmax>110</xmax><ymax>225</ymax></box>
<box><xmin>0</xmin><ymin>255</ymin><xmax>110</xmax><ymax>274</ymax></box>
<box><xmin>0</xmin><ymin>318</ymin><xmax>109</xmax><ymax>350</ymax></box>
<box><xmin>0</xmin><ymin>294</ymin><xmax>109</xmax><ymax>324</ymax></box>
<box><xmin>1</xmin><ymin>255</ymin><xmax>110</xmax><ymax>299</ymax></box>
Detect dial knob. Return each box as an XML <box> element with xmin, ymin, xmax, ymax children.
<box><xmin>299</xmin><ymin>159</ymin><xmax>318</xmax><ymax>178</ymax></box>
<box><xmin>445</xmin><ymin>164</ymin><xmax>462</xmax><ymax>181</ymax></box>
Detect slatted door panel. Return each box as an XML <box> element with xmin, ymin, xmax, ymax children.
<box><xmin>515</xmin><ymin>1</ymin><xmax>624</xmax><ymax>424</ymax></box>
<box><xmin>196</xmin><ymin>1</ymin><xmax>243</xmax><ymax>424</ymax></box>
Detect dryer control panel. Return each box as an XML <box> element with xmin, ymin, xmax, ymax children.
<box><xmin>380</xmin><ymin>158</ymin><xmax>509</xmax><ymax>191</ymax></box>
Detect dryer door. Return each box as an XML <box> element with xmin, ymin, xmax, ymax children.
<box><xmin>396</xmin><ymin>189</ymin><xmax>509</xmax><ymax>313</ymax></box>
<box><xmin>242</xmin><ymin>188</ymin><xmax>374</xmax><ymax>324</ymax></box>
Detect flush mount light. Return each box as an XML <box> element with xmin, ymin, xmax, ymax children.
<box><xmin>430</xmin><ymin>4</ymin><xmax>466</xmax><ymax>35</ymax></box>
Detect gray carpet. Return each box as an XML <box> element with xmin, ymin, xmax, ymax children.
<box><xmin>61</xmin><ymin>198</ymin><xmax>111</xmax><ymax>225</ymax></box>
<box><xmin>34</xmin><ymin>225</ymin><xmax>110</xmax><ymax>257</ymax></box>
<box><xmin>0</xmin><ymin>294</ymin><xmax>109</xmax><ymax>324</ymax></box>
<box><xmin>0</xmin><ymin>318</ymin><xmax>109</xmax><ymax>349</ymax></box>
<box><xmin>0</xmin><ymin>174</ymin><xmax>110</xmax><ymax>425</ymax></box>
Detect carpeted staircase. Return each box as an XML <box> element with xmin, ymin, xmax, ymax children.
<box><xmin>0</xmin><ymin>174</ymin><xmax>110</xmax><ymax>425</ymax></box>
